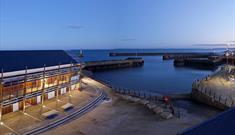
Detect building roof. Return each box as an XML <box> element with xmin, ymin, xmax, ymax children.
<box><xmin>177</xmin><ymin>107</ymin><xmax>235</xmax><ymax>135</ymax></box>
<box><xmin>0</xmin><ymin>50</ymin><xmax>77</xmax><ymax>73</ymax></box>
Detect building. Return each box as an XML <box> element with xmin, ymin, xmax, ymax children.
<box><xmin>177</xmin><ymin>107</ymin><xmax>235</xmax><ymax>135</ymax></box>
<box><xmin>0</xmin><ymin>50</ymin><xmax>81</xmax><ymax>120</ymax></box>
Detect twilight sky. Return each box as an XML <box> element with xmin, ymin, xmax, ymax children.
<box><xmin>0</xmin><ymin>0</ymin><xmax>234</xmax><ymax>50</ymax></box>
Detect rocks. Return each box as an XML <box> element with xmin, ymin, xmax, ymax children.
<box><xmin>139</xmin><ymin>100</ymin><xmax>149</xmax><ymax>105</ymax></box>
<box><xmin>147</xmin><ymin>103</ymin><xmax>157</xmax><ymax>109</ymax></box>
<box><xmin>129</xmin><ymin>97</ymin><xmax>140</xmax><ymax>102</ymax></box>
<box><xmin>118</xmin><ymin>94</ymin><xmax>174</xmax><ymax>119</ymax></box>
<box><xmin>121</xmin><ymin>95</ymin><xmax>131</xmax><ymax>100</ymax></box>
<box><xmin>153</xmin><ymin>106</ymin><xmax>163</xmax><ymax>114</ymax></box>
<box><xmin>160</xmin><ymin>111</ymin><xmax>173</xmax><ymax>119</ymax></box>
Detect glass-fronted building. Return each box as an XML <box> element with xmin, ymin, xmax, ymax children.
<box><xmin>0</xmin><ymin>50</ymin><xmax>81</xmax><ymax>118</ymax></box>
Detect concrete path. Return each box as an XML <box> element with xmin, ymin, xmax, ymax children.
<box><xmin>0</xmin><ymin>84</ymin><xmax>99</xmax><ymax>135</ymax></box>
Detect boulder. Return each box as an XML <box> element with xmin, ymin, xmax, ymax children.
<box><xmin>131</xmin><ymin>97</ymin><xmax>140</xmax><ymax>102</ymax></box>
<box><xmin>147</xmin><ymin>103</ymin><xmax>157</xmax><ymax>109</ymax></box>
<box><xmin>153</xmin><ymin>106</ymin><xmax>163</xmax><ymax>114</ymax></box>
<box><xmin>139</xmin><ymin>100</ymin><xmax>149</xmax><ymax>105</ymax></box>
<box><xmin>123</xmin><ymin>95</ymin><xmax>132</xmax><ymax>100</ymax></box>
<box><xmin>160</xmin><ymin>111</ymin><xmax>173</xmax><ymax>119</ymax></box>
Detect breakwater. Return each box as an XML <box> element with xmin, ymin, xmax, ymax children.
<box><xmin>174</xmin><ymin>56</ymin><xmax>235</xmax><ymax>70</ymax></box>
<box><xmin>174</xmin><ymin>58</ymin><xmax>223</xmax><ymax>70</ymax></box>
<box><xmin>83</xmin><ymin>58</ymin><xmax>144</xmax><ymax>71</ymax></box>
<box><xmin>163</xmin><ymin>53</ymin><xmax>213</xmax><ymax>60</ymax></box>
<box><xmin>109</xmin><ymin>52</ymin><xmax>212</xmax><ymax>58</ymax></box>
<box><xmin>109</xmin><ymin>52</ymin><xmax>235</xmax><ymax>70</ymax></box>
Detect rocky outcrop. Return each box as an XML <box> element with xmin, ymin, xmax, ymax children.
<box><xmin>118</xmin><ymin>94</ymin><xmax>173</xmax><ymax>119</ymax></box>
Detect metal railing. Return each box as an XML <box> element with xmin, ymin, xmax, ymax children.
<box><xmin>192</xmin><ymin>76</ymin><xmax>234</xmax><ymax>108</ymax></box>
<box><xmin>91</xmin><ymin>76</ymin><xmax>163</xmax><ymax>102</ymax></box>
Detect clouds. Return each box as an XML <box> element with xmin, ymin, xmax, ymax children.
<box><xmin>0</xmin><ymin>0</ymin><xmax>234</xmax><ymax>49</ymax></box>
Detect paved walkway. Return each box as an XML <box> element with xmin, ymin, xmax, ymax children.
<box><xmin>0</xmin><ymin>84</ymin><xmax>99</xmax><ymax>135</ymax></box>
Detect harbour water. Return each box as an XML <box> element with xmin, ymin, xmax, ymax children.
<box><xmin>77</xmin><ymin>49</ymin><xmax>225</xmax><ymax>94</ymax></box>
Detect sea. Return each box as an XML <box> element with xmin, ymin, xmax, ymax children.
<box><xmin>75</xmin><ymin>48</ymin><xmax>226</xmax><ymax>95</ymax></box>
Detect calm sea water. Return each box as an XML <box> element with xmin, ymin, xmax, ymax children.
<box><xmin>76</xmin><ymin>49</ymin><xmax>225</xmax><ymax>94</ymax></box>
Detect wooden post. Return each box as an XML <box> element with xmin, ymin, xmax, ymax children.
<box><xmin>23</xmin><ymin>66</ymin><xmax>27</xmax><ymax>112</ymax></box>
<box><xmin>0</xmin><ymin>69</ymin><xmax>3</xmax><ymax>122</ymax></box>
<box><xmin>41</xmin><ymin>65</ymin><xmax>46</xmax><ymax>106</ymax></box>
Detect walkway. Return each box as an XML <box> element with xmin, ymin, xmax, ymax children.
<box><xmin>0</xmin><ymin>83</ymin><xmax>106</xmax><ymax>135</ymax></box>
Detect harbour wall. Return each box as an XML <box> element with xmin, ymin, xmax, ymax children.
<box><xmin>174</xmin><ymin>58</ymin><xmax>223</xmax><ymax>70</ymax></box>
<box><xmin>109</xmin><ymin>52</ymin><xmax>212</xmax><ymax>59</ymax></box>
<box><xmin>83</xmin><ymin>58</ymin><xmax>144</xmax><ymax>71</ymax></box>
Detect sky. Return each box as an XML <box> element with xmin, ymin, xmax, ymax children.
<box><xmin>0</xmin><ymin>0</ymin><xmax>234</xmax><ymax>50</ymax></box>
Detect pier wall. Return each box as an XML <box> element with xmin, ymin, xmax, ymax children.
<box><xmin>163</xmin><ymin>53</ymin><xmax>212</xmax><ymax>60</ymax></box>
<box><xmin>174</xmin><ymin>58</ymin><xmax>223</xmax><ymax>70</ymax></box>
<box><xmin>83</xmin><ymin>58</ymin><xmax>144</xmax><ymax>71</ymax></box>
<box><xmin>109</xmin><ymin>52</ymin><xmax>212</xmax><ymax>58</ymax></box>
